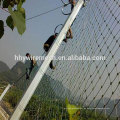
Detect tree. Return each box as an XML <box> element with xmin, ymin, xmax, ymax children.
<box><xmin>0</xmin><ymin>0</ymin><xmax>26</xmax><ymax>39</ymax></box>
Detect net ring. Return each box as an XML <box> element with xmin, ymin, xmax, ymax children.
<box><xmin>54</xmin><ymin>24</ymin><xmax>63</xmax><ymax>34</ymax></box>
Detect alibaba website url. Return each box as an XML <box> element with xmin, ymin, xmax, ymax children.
<box><xmin>14</xmin><ymin>54</ymin><xmax>106</xmax><ymax>62</ymax></box>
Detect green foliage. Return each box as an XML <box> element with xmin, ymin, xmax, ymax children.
<box><xmin>1</xmin><ymin>83</ymin><xmax>116</xmax><ymax>120</ymax></box>
<box><xmin>3</xmin><ymin>86</ymin><xmax>116</xmax><ymax>120</ymax></box>
<box><xmin>64</xmin><ymin>98</ymin><xmax>115</xmax><ymax>120</ymax></box>
<box><xmin>65</xmin><ymin>98</ymin><xmax>80</xmax><ymax>120</ymax></box>
<box><xmin>17</xmin><ymin>0</ymin><xmax>22</xmax><ymax>10</ymax></box>
<box><xmin>80</xmin><ymin>109</ymin><xmax>109</xmax><ymax>120</ymax></box>
<box><xmin>66</xmin><ymin>98</ymin><xmax>78</xmax><ymax>115</ymax></box>
<box><xmin>8</xmin><ymin>5</ymin><xmax>26</xmax><ymax>35</ymax></box>
<box><xmin>4</xmin><ymin>87</ymin><xmax>22</xmax><ymax>108</ymax></box>
<box><xmin>20</xmin><ymin>7</ymin><xmax>25</xmax><ymax>18</ymax></box>
<box><xmin>0</xmin><ymin>0</ymin><xmax>26</xmax><ymax>39</ymax></box>
<box><xmin>17</xmin><ymin>0</ymin><xmax>26</xmax><ymax>18</ymax></box>
<box><xmin>20</xmin><ymin>97</ymin><xmax>69</xmax><ymax>120</ymax></box>
<box><xmin>6</xmin><ymin>15</ymin><xmax>14</xmax><ymax>30</ymax></box>
<box><xmin>0</xmin><ymin>20</ymin><xmax>4</xmax><ymax>39</ymax></box>
<box><xmin>20</xmin><ymin>111</ymin><xmax>31</xmax><ymax>120</ymax></box>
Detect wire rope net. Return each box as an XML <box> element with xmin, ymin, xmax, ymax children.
<box><xmin>20</xmin><ymin>0</ymin><xmax>120</xmax><ymax>119</ymax></box>
<box><xmin>1</xmin><ymin>0</ymin><xmax>120</xmax><ymax>119</ymax></box>
<box><xmin>18</xmin><ymin>0</ymin><xmax>120</xmax><ymax>119</ymax></box>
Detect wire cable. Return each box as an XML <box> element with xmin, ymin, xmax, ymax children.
<box><xmin>26</xmin><ymin>5</ymin><xmax>65</xmax><ymax>21</ymax></box>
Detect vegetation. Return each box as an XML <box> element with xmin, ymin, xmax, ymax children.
<box><xmin>1</xmin><ymin>86</ymin><xmax>116</xmax><ymax>120</ymax></box>
<box><xmin>0</xmin><ymin>62</ymin><xmax>117</xmax><ymax>120</ymax></box>
<box><xmin>0</xmin><ymin>0</ymin><xmax>26</xmax><ymax>39</ymax></box>
<box><xmin>0</xmin><ymin>81</ymin><xmax>8</xmax><ymax>95</ymax></box>
<box><xmin>4</xmin><ymin>87</ymin><xmax>22</xmax><ymax>108</ymax></box>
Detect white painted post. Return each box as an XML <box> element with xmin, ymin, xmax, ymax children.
<box><xmin>9</xmin><ymin>0</ymin><xmax>84</xmax><ymax>120</ymax></box>
<box><xmin>0</xmin><ymin>84</ymin><xmax>11</xmax><ymax>102</ymax></box>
